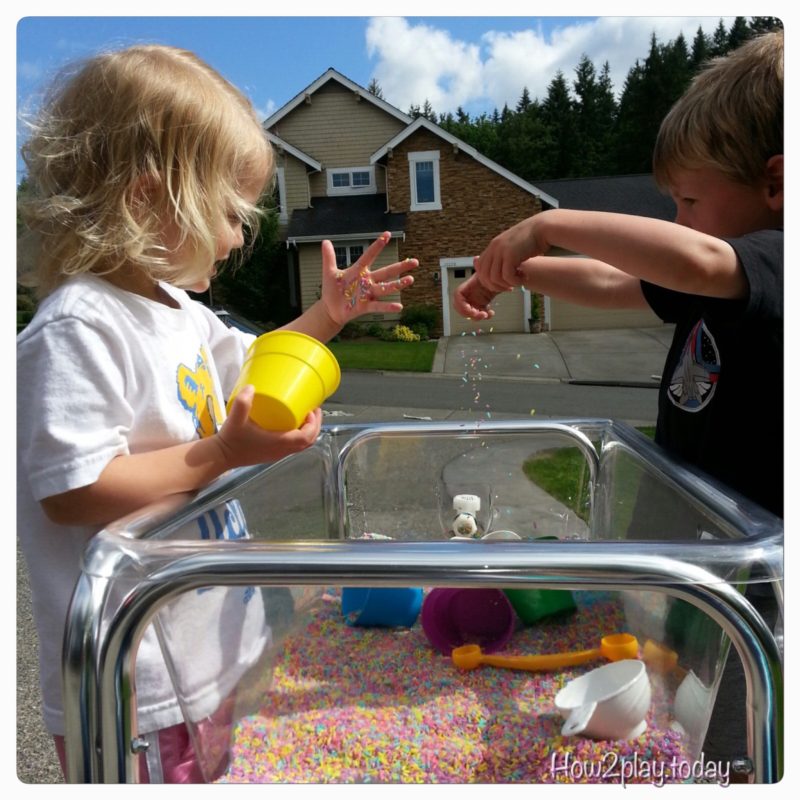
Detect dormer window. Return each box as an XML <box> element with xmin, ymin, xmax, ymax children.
<box><xmin>408</xmin><ymin>150</ymin><xmax>442</xmax><ymax>211</ymax></box>
<box><xmin>328</xmin><ymin>166</ymin><xmax>376</xmax><ymax>195</ymax></box>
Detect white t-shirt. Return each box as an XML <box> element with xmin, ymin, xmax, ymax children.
<box><xmin>17</xmin><ymin>273</ymin><xmax>268</xmax><ymax>735</ymax></box>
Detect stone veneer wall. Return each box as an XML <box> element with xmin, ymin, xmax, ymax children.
<box><xmin>385</xmin><ymin>128</ymin><xmax>543</xmax><ymax>335</ymax></box>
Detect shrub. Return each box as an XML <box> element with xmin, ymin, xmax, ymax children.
<box><xmin>410</xmin><ymin>323</ymin><xmax>429</xmax><ymax>340</ymax></box>
<box><xmin>400</xmin><ymin>304</ymin><xmax>439</xmax><ymax>331</ymax></box>
<box><xmin>390</xmin><ymin>324</ymin><xmax>420</xmax><ymax>342</ymax></box>
<box><xmin>339</xmin><ymin>321</ymin><xmax>368</xmax><ymax>339</ymax></box>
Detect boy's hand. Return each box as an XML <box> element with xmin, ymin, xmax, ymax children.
<box><xmin>320</xmin><ymin>232</ymin><xmax>418</xmax><ymax>327</ymax></box>
<box><xmin>476</xmin><ymin>217</ymin><xmax>543</xmax><ymax>293</ymax></box>
<box><xmin>216</xmin><ymin>385</ymin><xmax>323</xmax><ymax>467</ymax></box>
<box><xmin>453</xmin><ymin>271</ymin><xmax>497</xmax><ymax>320</ymax></box>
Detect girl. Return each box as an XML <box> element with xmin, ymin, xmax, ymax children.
<box><xmin>17</xmin><ymin>44</ymin><xmax>417</xmax><ymax>782</ymax></box>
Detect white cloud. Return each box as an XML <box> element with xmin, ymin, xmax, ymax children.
<box><xmin>366</xmin><ymin>16</ymin><xmax>737</xmax><ymax>116</ymax></box>
<box><xmin>366</xmin><ymin>17</ymin><xmax>484</xmax><ymax>113</ymax></box>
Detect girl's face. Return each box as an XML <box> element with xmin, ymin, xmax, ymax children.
<box><xmin>180</xmin><ymin>174</ymin><xmax>265</xmax><ymax>293</ymax></box>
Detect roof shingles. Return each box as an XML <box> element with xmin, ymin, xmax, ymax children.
<box><xmin>287</xmin><ymin>194</ymin><xmax>406</xmax><ymax>240</ymax></box>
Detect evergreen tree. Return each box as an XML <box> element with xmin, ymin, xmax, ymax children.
<box><xmin>594</xmin><ymin>61</ymin><xmax>619</xmax><ymax>175</ymax></box>
<box><xmin>571</xmin><ymin>55</ymin><xmax>600</xmax><ymax>176</ymax></box>
<box><xmin>748</xmin><ymin>16</ymin><xmax>783</xmax><ymax>34</ymax></box>
<box><xmin>540</xmin><ymin>71</ymin><xmax>576</xmax><ymax>178</ymax></box>
<box><xmin>710</xmin><ymin>19</ymin><xmax>729</xmax><ymax>56</ymax></box>
<box><xmin>571</xmin><ymin>54</ymin><xmax>617</xmax><ymax>177</ymax></box>
<box><xmin>516</xmin><ymin>87</ymin><xmax>532</xmax><ymax>113</ymax></box>
<box><xmin>402</xmin><ymin>16</ymin><xmax>781</xmax><ymax>182</ymax></box>
<box><xmin>690</xmin><ymin>27</ymin><xmax>711</xmax><ymax>71</ymax></box>
<box><xmin>614</xmin><ymin>59</ymin><xmax>649</xmax><ymax>173</ymax></box>
<box><xmin>727</xmin><ymin>16</ymin><xmax>751</xmax><ymax>49</ymax></box>
<box><xmin>421</xmin><ymin>100</ymin><xmax>437</xmax><ymax>122</ymax></box>
<box><xmin>661</xmin><ymin>33</ymin><xmax>692</xmax><ymax>105</ymax></box>
<box><xmin>210</xmin><ymin>199</ymin><xmax>295</xmax><ymax>327</ymax></box>
<box><xmin>366</xmin><ymin>78</ymin><xmax>384</xmax><ymax>99</ymax></box>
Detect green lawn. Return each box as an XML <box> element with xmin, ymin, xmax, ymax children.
<box><xmin>522</xmin><ymin>426</ymin><xmax>656</xmax><ymax>527</ymax></box>
<box><xmin>327</xmin><ymin>340</ymin><xmax>437</xmax><ymax>372</ymax></box>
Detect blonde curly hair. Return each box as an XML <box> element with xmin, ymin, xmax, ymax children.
<box><xmin>19</xmin><ymin>44</ymin><xmax>274</xmax><ymax>297</ymax></box>
<box><xmin>654</xmin><ymin>30</ymin><xmax>783</xmax><ymax>189</ymax></box>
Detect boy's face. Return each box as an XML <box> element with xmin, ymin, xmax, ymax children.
<box><xmin>669</xmin><ymin>166</ymin><xmax>781</xmax><ymax>238</ymax></box>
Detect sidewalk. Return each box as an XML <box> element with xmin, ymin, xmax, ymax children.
<box><xmin>433</xmin><ymin>325</ymin><xmax>674</xmax><ymax>385</ymax></box>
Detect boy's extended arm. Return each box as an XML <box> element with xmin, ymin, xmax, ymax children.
<box><xmin>477</xmin><ymin>209</ymin><xmax>747</xmax><ymax>301</ymax></box>
<box><xmin>40</xmin><ymin>386</ymin><xmax>321</xmax><ymax>527</ymax></box>
<box><xmin>454</xmin><ymin>256</ymin><xmax>648</xmax><ymax>320</ymax></box>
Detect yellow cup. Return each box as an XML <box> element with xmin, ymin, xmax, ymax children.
<box><xmin>227</xmin><ymin>331</ymin><xmax>341</xmax><ymax>431</ymax></box>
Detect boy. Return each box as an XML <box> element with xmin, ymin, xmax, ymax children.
<box><xmin>456</xmin><ymin>30</ymin><xmax>783</xmax><ymax>518</ymax></box>
<box><xmin>455</xmin><ymin>30</ymin><xmax>783</xmax><ymax>777</ymax></box>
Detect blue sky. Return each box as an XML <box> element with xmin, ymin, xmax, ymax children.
<box><xmin>16</xmin><ymin>14</ymin><xmax>748</xmax><ymax>182</ymax></box>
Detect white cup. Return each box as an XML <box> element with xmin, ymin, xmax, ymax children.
<box><xmin>671</xmin><ymin>670</ymin><xmax>713</xmax><ymax>742</ymax></box>
<box><xmin>555</xmin><ymin>659</ymin><xmax>651</xmax><ymax>740</ymax></box>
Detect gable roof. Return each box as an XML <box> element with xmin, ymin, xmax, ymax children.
<box><xmin>263</xmin><ymin>67</ymin><xmax>413</xmax><ymax>131</ymax></box>
<box><xmin>533</xmin><ymin>174</ymin><xmax>675</xmax><ymax>221</ymax></box>
<box><xmin>371</xmin><ymin>117</ymin><xmax>559</xmax><ymax>208</ymax></box>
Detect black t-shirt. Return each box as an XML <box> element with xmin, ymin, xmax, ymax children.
<box><xmin>641</xmin><ymin>229</ymin><xmax>783</xmax><ymax>517</ymax></box>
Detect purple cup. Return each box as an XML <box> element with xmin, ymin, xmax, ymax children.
<box><xmin>421</xmin><ymin>588</ymin><xmax>516</xmax><ymax>655</ymax></box>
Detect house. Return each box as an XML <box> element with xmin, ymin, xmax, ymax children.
<box><xmin>264</xmin><ymin>69</ymin><xmax>673</xmax><ymax>335</ymax></box>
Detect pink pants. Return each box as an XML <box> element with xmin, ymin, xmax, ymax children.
<box><xmin>55</xmin><ymin>722</ymin><xmax>207</xmax><ymax>783</ymax></box>
<box><xmin>54</xmin><ymin>697</ymin><xmax>234</xmax><ymax>783</ymax></box>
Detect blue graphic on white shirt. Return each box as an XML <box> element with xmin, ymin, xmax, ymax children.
<box><xmin>195</xmin><ymin>503</ymin><xmax>255</xmax><ymax>604</ymax></box>
<box><xmin>197</xmin><ymin>500</ymin><xmax>248</xmax><ymax>542</ymax></box>
<box><xmin>177</xmin><ymin>346</ymin><xmax>223</xmax><ymax>438</ymax></box>
<box><xmin>667</xmin><ymin>320</ymin><xmax>720</xmax><ymax>412</ymax></box>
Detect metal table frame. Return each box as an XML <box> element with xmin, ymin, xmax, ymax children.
<box><xmin>61</xmin><ymin>420</ymin><xmax>783</xmax><ymax>783</ymax></box>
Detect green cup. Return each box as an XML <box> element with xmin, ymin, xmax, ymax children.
<box><xmin>504</xmin><ymin>537</ymin><xmax>577</xmax><ymax>624</ymax></box>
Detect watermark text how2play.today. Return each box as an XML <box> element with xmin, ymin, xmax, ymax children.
<box><xmin>550</xmin><ymin>750</ymin><xmax>730</xmax><ymax>787</ymax></box>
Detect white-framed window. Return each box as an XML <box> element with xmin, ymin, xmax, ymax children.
<box><xmin>408</xmin><ymin>150</ymin><xmax>441</xmax><ymax>211</ymax></box>
<box><xmin>333</xmin><ymin>242</ymin><xmax>366</xmax><ymax>268</ymax></box>
<box><xmin>327</xmin><ymin>166</ymin><xmax>376</xmax><ymax>195</ymax></box>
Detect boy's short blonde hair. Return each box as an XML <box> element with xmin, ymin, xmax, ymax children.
<box><xmin>20</xmin><ymin>44</ymin><xmax>274</xmax><ymax>296</ymax></box>
<box><xmin>653</xmin><ymin>30</ymin><xmax>783</xmax><ymax>188</ymax></box>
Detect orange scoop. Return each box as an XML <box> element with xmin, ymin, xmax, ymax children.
<box><xmin>452</xmin><ymin>633</ymin><xmax>639</xmax><ymax>672</ymax></box>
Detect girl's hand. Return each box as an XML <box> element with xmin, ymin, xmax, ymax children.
<box><xmin>453</xmin><ymin>270</ymin><xmax>497</xmax><ymax>320</ymax></box>
<box><xmin>320</xmin><ymin>232</ymin><xmax>418</xmax><ymax>327</ymax></box>
<box><xmin>475</xmin><ymin>216</ymin><xmax>544</xmax><ymax>293</ymax></box>
<box><xmin>216</xmin><ymin>385</ymin><xmax>323</xmax><ymax>467</ymax></box>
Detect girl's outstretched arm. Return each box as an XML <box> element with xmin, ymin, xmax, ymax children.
<box><xmin>284</xmin><ymin>232</ymin><xmax>418</xmax><ymax>342</ymax></box>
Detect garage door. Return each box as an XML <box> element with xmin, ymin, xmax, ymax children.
<box><xmin>550</xmin><ymin>299</ymin><xmax>662</xmax><ymax>330</ymax></box>
<box><xmin>547</xmin><ymin>254</ymin><xmax>661</xmax><ymax>330</ymax></box>
<box><xmin>447</xmin><ymin>266</ymin><xmax>526</xmax><ymax>335</ymax></box>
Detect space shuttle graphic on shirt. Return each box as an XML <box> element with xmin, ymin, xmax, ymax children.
<box><xmin>667</xmin><ymin>320</ymin><xmax>721</xmax><ymax>412</ymax></box>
